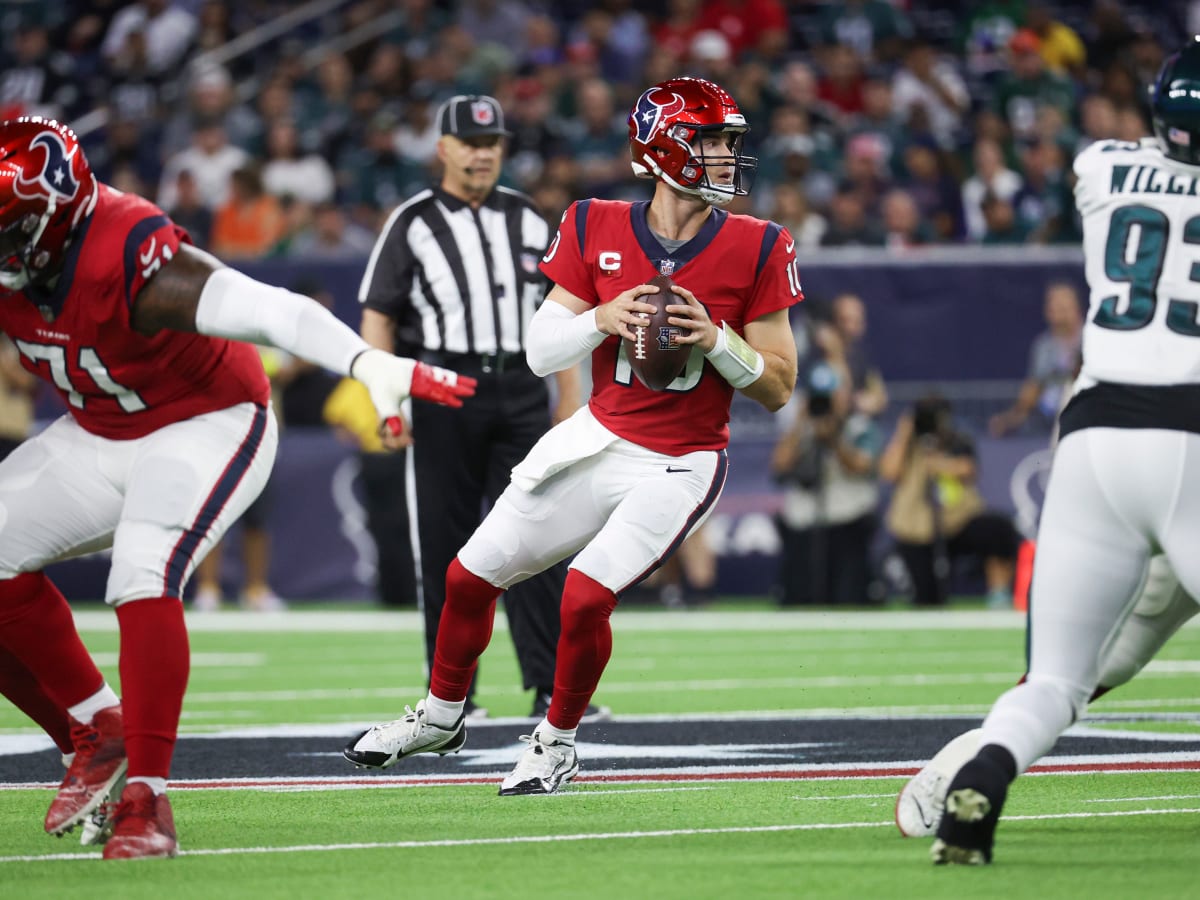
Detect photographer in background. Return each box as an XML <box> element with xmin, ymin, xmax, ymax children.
<box><xmin>771</xmin><ymin>351</ymin><xmax>883</xmax><ymax>607</ymax></box>
<box><xmin>881</xmin><ymin>394</ymin><xmax>1020</xmax><ymax>607</ymax></box>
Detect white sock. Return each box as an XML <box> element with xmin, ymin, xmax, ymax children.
<box><xmin>67</xmin><ymin>683</ymin><xmax>120</xmax><ymax>726</ymax></box>
<box><xmin>535</xmin><ymin>719</ymin><xmax>576</xmax><ymax>746</ymax></box>
<box><xmin>424</xmin><ymin>692</ymin><xmax>465</xmax><ymax>728</ymax></box>
<box><xmin>127</xmin><ymin>776</ymin><xmax>167</xmax><ymax>796</ymax></box>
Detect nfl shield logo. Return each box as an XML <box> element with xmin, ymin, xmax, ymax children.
<box><xmin>658</xmin><ymin>259</ymin><xmax>676</xmax><ymax>276</ymax></box>
<box><xmin>521</xmin><ymin>252</ymin><xmax>539</xmax><ymax>274</ymax></box>
<box><xmin>471</xmin><ymin>101</ymin><xmax>496</xmax><ymax>126</ymax></box>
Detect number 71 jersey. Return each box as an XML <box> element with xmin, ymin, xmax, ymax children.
<box><xmin>1075</xmin><ymin>137</ymin><xmax>1200</xmax><ymax>385</ymax></box>
<box><xmin>0</xmin><ymin>184</ymin><xmax>268</xmax><ymax>439</ymax></box>
<box><xmin>539</xmin><ymin>199</ymin><xmax>801</xmax><ymax>454</ymax></box>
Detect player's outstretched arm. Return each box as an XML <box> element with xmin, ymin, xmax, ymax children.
<box><xmin>129</xmin><ymin>244</ymin><xmax>476</xmax><ymax>427</ymax></box>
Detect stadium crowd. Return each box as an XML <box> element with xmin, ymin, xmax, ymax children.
<box><xmin>0</xmin><ymin>0</ymin><xmax>1190</xmax><ymax>258</ymax></box>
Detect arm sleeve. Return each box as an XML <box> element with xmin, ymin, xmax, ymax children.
<box><xmin>525</xmin><ymin>300</ymin><xmax>606</xmax><ymax>376</ymax></box>
<box><xmin>195</xmin><ymin>267</ymin><xmax>370</xmax><ymax>376</ymax></box>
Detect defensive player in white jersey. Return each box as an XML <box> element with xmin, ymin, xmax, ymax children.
<box><xmin>928</xmin><ymin>41</ymin><xmax>1200</xmax><ymax>865</ymax></box>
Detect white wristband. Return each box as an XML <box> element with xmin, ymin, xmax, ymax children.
<box><xmin>195</xmin><ymin>267</ymin><xmax>369</xmax><ymax>376</ymax></box>
<box><xmin>525</xmin><ymin>301</ymin><xmax>606</xmax><ymax>376</ymax></box>
<box><xmin>704</xmin><ymin>322</ymin><xmax>764</xmax><ymax>389</ymax></box>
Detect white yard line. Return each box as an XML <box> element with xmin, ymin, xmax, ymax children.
<box><xmin>71</xmin><ymin>609</ymin><xmax>1059</xmax><ymax>633</ymax></box>
<box><xmin>3</xmin><ymin>807</ymin><xmax>1199</xmax><ymax>863</ymax></box>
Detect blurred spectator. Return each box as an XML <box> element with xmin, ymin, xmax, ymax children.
<box><xmin>880</xmin><ymin>394</ymin><xmax>1020</xmax><ymax>608</ymax></box>
<box><xmin>563</xmin><ymin>77</ymin><xmax>629</xmax><ymax>197</ymax></box>
<box><xmin>773</xmin><ymin>59</ymin><xmax>839</xmax><ymax>135</ymax></box>
<box><xmin>1085</xmin><ymin>0</ymin><xmax>1138</xmax><ymax>75</ymax></box>
<box><xmin>899</xmin><ymin>138</ymin><xmax>964</xmax><ymax>241</ymax></box>
<box><xmin>817</xmin><ymin>0</ymin><xmax>912</xmax><ymax>63</ymax></box>
<box><xmin>86</xmin><ymin>115</ymin><xmax>162</xmax><ymax>189</ymax></box>
<box><xmin>653</xmin><ymin>0</ymin><xmax>706</xmax><ymax>62</ymax></box>
<box><xmin>816</xmin><ymin>44</ymin><xmax>866</xmax><ymax>119</ymax></box>
<box><xmin>304</xmin><ymin>52</ymin><xmax>357</xmax><ymax>161</ymax></box>
<box><xmin>757</xmin><ymin>105</ymin><xmax>836</xmax><ymax>207</ymax></box>
<box><xmin>688</xmin><ymin>30</ymin><xmax>737</xmax><ymax>86</ymax></box>
<box><xmin>1011</xmin><ymin>139</ymin><xmax>1073</xmax><ymax>243</ymax></box>
<box><xmin>961</xmin><ymin>136</ymin><xmax>1023</xmax><ymax>241</ymax></box>
<box><xmin>160</xmin><ymin>64</ymin><xmax>257</xmax><ymax>159</ymax></box>
<box><xmin>959</xmin><ymin>0</ymin><xmax>1024</xmax><ymax>84</ymax></box>
<box><xmin>830</xmin><ymin>292</ymin><xmax>888</xmax><ymax>418</ymax></box>
<box><xmin>394</xmin><ymin>90</ymin><xmax>441</xmax><ymax>167</ymax></box>
<box><xmin>990</xmin><ymin>281</ymin><xmax>1083</xmax><ymax>437</ymax></box>
<box><xmin>1075</xmin><ymin>93</ymin><xmax>1120</xmax><ymax>153</ymax></box>
<box><xmin>0</xmin><ymin>21</ymin><xmax>81</xmax><ymax>120</ymax></box>
<box><xmin>386</xmin><ymin>0</ymin><xmax>453</xmax><ymax>61</ymax></box>
<box><xmin>979</xmin><ymin>189</ymin><xmax>1028</xmax><ymax>244</ymax></box>
<box><xmin>821</xmin><ymin>184</ymin><xmax>885</xmax><ymax>247</ymax></box>
<box><xmin>845</xmin><ymin>74</ymin><xmax>905</xmax><ymax>175</ymax></box>
<box><xmin>457</xmin><ymin>0</ymin><xmax>531</xmax><ymax>59</ymax></box>
<box><xmin>210</xmin><ymin>164</ymin><xmax>286</xmax><ymax>260</ymax></box>
<box><xmin>840</xmin><ymin>132</ymin><xmax>891</xmax><ymax>218</ymax></box>
<box><xmin>767</xmin><ymin>182</ymin><xmax>827</xmax><ymax>251</ymax></box>
<box><xmin>881</xmin><ymin>187</ymin><xmax>932</xmax><ymax>250</ymax></box>
<box><xmin>1025</xmin><ymin>2</ymin><xmax>1087</xmax><ymax>79</ymax></box>
<box><xmin>698</xmin><ymin>0</ymin><xmax>789</xmax><ymax>63</ymax></box>
<box><xmin>506</xmin><ymin>77</ymin><xmax>569</xmax><ymax>190</ymax></box>
<box><xmin>1115</xmin><ymin>104</ymin><xmax>1149</xmax><ymax>142</ymax></box>
<box><xmin>101</xmin><ymin>0</ymin><xmax>197</xmax><ymax>76</ymax></box>
<box><xmin>891</xmin><ymin>39</ymin><xmax>970</xmax><ymax>152</ymax></box>
<box><xmin>530</xmin><ymin>180</ymin><xmax>572</xmax><ymax>225</ymax></box>
<box><xmin>165</xmin><ymin>168</ymin><xmax>214</xmax><ymax>249</ymax></box>
<box><xmin>285</xmin><ymin>201</ymin><xmax>377</xmax><ymax>259</ymax></box>
<box><xmin>772</xmin><ymin>355</ymin><xmax>882</xmax><ymax>607</ymax></box>
<box><xmin>189</xmin><ymin>0</ymin><xmax>236</xmax><ymax>59</ymax></box>
<box><xmin>339</xmin><ymin>110</ymin><xmax>424</xmax><ymax>225</ymax></box>
<box><xmin>157</xmin><ymin>116</ymin><xmax>248</xmax><ymax>212</ymax></box>
<box><xmin>0</xmin><ymin>336</ymin><xmax>35</xmax><ymax>463</ymax></box>
<box><xmin>261</xmin><ymin>119</ymin><xmax>337</xmax><ymax>205</ymax></box>
<box><xmin>570</xmin><ymin>4</ymin><xmax>650</xmax><ymax>88</ymax></box>
<box><xmin>992</xmin><ymin>28</ymin><xmax>1077</xmax><ymax>144</ymax></box>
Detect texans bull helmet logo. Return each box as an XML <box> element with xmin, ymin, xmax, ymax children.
<box><xmin>14</xmin><ymin>131</ymin><xmax>81</xmax><ymax>203</ymax></box>
<box><xmin>632</xmin><ymin>87</ymin><xmax>686</xmax><ymax>144</ymax></box>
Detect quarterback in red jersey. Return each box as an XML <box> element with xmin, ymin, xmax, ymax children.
<box><xmin>0</xmin><ymin>117</ymin><xmax>474</xmax><ymax>858</ymax></box>
<box><xmin>344</xmin><ymin>77</ymin><xmax>800</xmax><ymax>794</ymax></box>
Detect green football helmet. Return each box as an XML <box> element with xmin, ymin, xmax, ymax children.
<box><xmin>1151</xmin><ymin>38</ymin><xmax>1200</xmax><ymax>166</ymax></box>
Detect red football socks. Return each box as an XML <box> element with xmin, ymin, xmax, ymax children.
<box><xmin>116</xmin><ymin>597</ymin><xmax>190</xmax><ymax>780</ymax></box>
<box><xmin>0</xmin><ymin>644</ymin><xmax>74</xmax><ymax>753</ymax></box>
<box><xmin>429</xmin><ymin>558</ymin><xmax>502</xmax><ymax>702</ymax></box>
<box><xmin>550</xmin><ymin>570</ymin><xmax>618</xmax><ymax>730</ymax></box>
<box><xmin>0</xmin><ymin>572</ymin><xmax>105</xmax><ymax>713</ymax></box>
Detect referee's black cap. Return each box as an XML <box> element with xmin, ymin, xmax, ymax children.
<box><xmin>438</xmin><ymin>95</ymin><xmax>512</xmax><ymax>138</ymax></box>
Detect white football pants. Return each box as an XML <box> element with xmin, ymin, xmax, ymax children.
<box><xmin>0</xmin><ymin>402</ymin><xmax>277</xmax><ymax>605</ymax></box>
<box><xmin>979</xmin><ymin>427</ymin><xmax>1200</xmax><ymax>771</ymax></box>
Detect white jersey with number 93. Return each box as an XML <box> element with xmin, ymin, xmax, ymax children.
<box><xmin>1075</xmin><ymin>137</ymin><xmax>1200</xmax><ymax>386</ymax></box>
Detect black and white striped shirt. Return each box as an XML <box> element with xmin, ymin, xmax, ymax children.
<box><xmin>358</xmin><ymin>185</ymin><xmax>550</xmax><ymax>355</ymax></box>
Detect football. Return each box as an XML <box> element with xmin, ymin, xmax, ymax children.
<box><xmin>626</xmin><ymin>274</ymin><xmax>689</xmax><ymax>391</ymax></box>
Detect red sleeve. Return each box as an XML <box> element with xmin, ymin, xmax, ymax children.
<box><xmin>123</xmin><ymin>216</ymin><xmax>191</xmax><ymax>307</ymax></box>
<box><xmin>538</xmin><ymin>200</ymin><xmax>598</xmax><ymax>306</ymax></box>
<box><xmin>746</xmin><ymin>222</ymin><xmax>802</xmax><ymax>323</ymax></box>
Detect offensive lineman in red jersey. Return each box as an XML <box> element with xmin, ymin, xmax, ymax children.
<box><xmin>0</xmin><ymin>117</ymin><xmax>475</xmax><ymax>858</ymax></box>
<box><xmin>344</xmin><ymin>77</ymin><xmax>800</xmax><ymax>793</ymax></box>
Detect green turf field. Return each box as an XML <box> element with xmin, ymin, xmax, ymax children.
<box><xmin>2</xmin><ymin>606</ymin><xmax>1198</xmax><ymax>898</ymax></box>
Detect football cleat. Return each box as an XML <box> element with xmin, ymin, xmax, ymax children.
<box><xmin>80</xmin><ymin>769</ymin><xmax>126</xmax><ymax>846</ymax></box>
<box><xmin>895</xmin><ymin>727</ymin><xmax>982</xmax><ymax>837</ymax></box>
<box><xmin>45</xmin><ymin>706</ymin><xmax>128</xmax><ymax>837</ymax></box>
<box><xmin>342</xmin><ymin>700</ymin><xmax>466</xmax><ymax>769</ymax></box>
<box><xmin>529</xmin><ymin>690</ymin><xmax>612</xmax><ymax>723</ymax></box>
<box><xmin>102</xmin><ymin>783</ymin><xmax>179</xmax><ymax>860</ymax></box>
<box><xmin>930</xmin><ymin>757</ymin><xmax>1010</xmax><ymax>866</ymax></box>
<box><xmin>498</xmin><ymin>732</ymin><xmax>579</xmax><ymax>796</ymax></box>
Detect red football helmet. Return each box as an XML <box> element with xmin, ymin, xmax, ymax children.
<box><xmin>628</xmin><ymin>77</ymin><xmax>757</xmax><ymax>206</ymax></box>
<box><xmin>0</xmin><ymin>116</ymin><xmax>98</xmax><ymax>291</ymax></box>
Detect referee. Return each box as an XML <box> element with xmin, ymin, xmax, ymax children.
<box><xmin>358</xmin><ymin>94</ymin><xmax>581</xmax><ymax>717</ymax></box>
